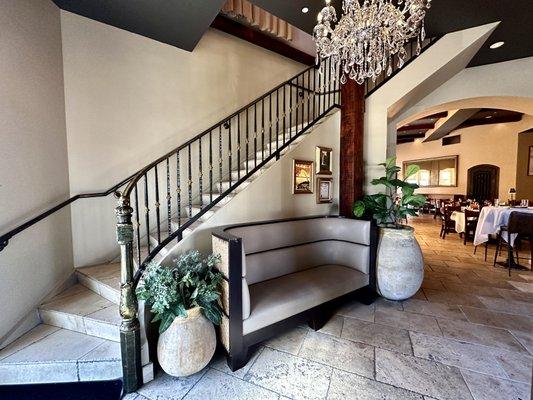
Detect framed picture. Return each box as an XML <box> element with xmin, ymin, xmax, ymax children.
<box><xmin>317</xmin><ymin>178</ymin><xmax>333</xmax><ymax>203</ymax></box>
<box><xmin>293</xmin><ymin>160</ymin><xmax>314</xmax><ymax>194</ymax></box>
<box><xmin>315</xmin><ymin>146</ymin><xmax>332</xmax><ymax>175</ymax></box>
<box><xmin>528</xmin><ymin>146</ymin><xmax>533</xmax><ymax>176</ymax></box>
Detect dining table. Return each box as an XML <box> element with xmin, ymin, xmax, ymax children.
<box><xmin>450</xmin><ymin>209</ymin><xmax>479</xmax><ymax>234</ymax></box>
<box><xmin>474</xmin><ymin>206</ymin><xmax>533</xmax><ymax>269</ymax></box>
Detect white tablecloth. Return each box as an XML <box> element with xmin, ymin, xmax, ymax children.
<box><xmin>473</xmin><ymin>206</ymin><xmax>533</xmax><ymax>246</ymax></box>
<box><xmin>451</xmin><ymin>211</ymin><xmax>465</xmax><ymax>233</ymax></box>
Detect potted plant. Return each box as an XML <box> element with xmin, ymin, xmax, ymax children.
<box><xmin>353</xmin><ymin>157</ymin><xmax>426</xmax><ymax>301</ymax></box>
<box><xmin>136</xmin><ymin>251</ymin><xmax>223</xmax><ymax>377</ymax></box>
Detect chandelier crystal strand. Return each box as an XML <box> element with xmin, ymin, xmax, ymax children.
<box><xmin>314</xmin><ymin>0</ymin><xmax>431</xmax><ymax>84</ymax></box>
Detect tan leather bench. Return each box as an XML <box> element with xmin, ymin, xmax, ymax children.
<box><xmin>212</xmin><ymin>216</ymin><xmax>377</xmax><ymax>371</ymax></box>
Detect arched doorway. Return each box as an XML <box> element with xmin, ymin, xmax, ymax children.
<box><xmin>467</xmin><ymin>164</ymin><xmax>500</xmax><ymax>202</ymax></box>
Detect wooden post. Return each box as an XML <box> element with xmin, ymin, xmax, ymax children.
<box><xmin>339</xmin><ymin>79</ymin><xmax>365</xmax><ymax>217</ymax></box>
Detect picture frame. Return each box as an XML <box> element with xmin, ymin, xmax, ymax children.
<box><xmin>315</xmin><ymin>146</ymin><xmax>332</xmax><ymax>175</ymax></box>
<box><xmin>316</xmin><ymin>177</ymin><xmax>333</xmax><ymax>203</ymax></box>
<box><xmin>528</xmin><ymin>146</ymin><xmax>533</xmax><ymax>176</ymax></box>
<box><xmin>293</xmin><ymin>159</ymin><xmax>314</xmax><ymax>194</ymax></box>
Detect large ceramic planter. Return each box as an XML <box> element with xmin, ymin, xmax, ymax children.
<box><xmin>157</xmin><ymin>307</ymin><xmax>216</xmax><ymax>377</ymax></box>
<box><xmin>376</xmin><ymin>226</ymin><xmax>424</xmax><ymax>301</ymax></box>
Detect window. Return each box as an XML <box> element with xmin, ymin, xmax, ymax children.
<box><xmin>403</xmin><ymin>156</ymin><xmax>458</xmax><ymax>187</ymax></box>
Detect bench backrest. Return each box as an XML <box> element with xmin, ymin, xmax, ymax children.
<box><xmin>226</xmin><ymin>217</ymin><xmax>371</xmax><ymax>285</ymax></box>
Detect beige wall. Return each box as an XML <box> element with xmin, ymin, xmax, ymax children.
<box><xmin>0</xmin><ymin>0</ymin><xmax>72</xmax><ymax>341</ymax></box>
<box><xmin>396</xmin><ymin>116</ymin><xmax>533</xmax><ymax>200</ymax></box>
<box><xmin>60</xmin><ymin>11</ymin><xmax>306</xmax><ymax>267</ymax></box>
<box><xmin>516</xmin><ymin>131</ymin><xmax>533</xmax><ymax>201</ymax></box>
<box><xmin>162</xmin><ymin>111</ymin><xmax>341</xmax><ymax>258</ymax></box>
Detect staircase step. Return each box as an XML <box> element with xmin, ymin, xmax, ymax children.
<box><xmin>0</xmin><ymin>324</ymin><xmax>122</xmax><ymax>384</ymax></box>
<box><xmin>133</xmin><ymin>243</ymin><xmax>166</xmax><ymax>269</ymax></box>
<box><xmin>76</xmin><ymin>263</ymin><xmax>120</xmax><ymax>304</ymax></box>
<box><xmin>38</xmin><ymin>284</ymin><xmax>120</xmax><ymax>342</ymax></box>
<box><xmin>185</xmin><ymin>205</ymin><xmax>222</xmax><ymax>220</ymax></box>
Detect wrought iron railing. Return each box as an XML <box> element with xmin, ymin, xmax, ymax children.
<box><xmin>0</xmin><ymin>35</ymin><xmax>439</xmax><ymax>393</ymax></box>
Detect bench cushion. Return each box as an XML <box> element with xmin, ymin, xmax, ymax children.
<box><xmin>245</xmin><ymin>240</ymin><xmax>370</xmax><ymax>285</ymax></box>
<box><xmin>243</xmin><ymin>265</ymin><xmax>369</xmax><ymax>335</ymax></box>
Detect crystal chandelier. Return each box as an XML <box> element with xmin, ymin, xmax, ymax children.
<box><xmin>313</xmin><ymin>0</ymin><xmax>431</xmax><ymax>84</ymax></box>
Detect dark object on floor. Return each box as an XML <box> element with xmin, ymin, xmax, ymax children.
<box><xmin>493</xmin><ymin>211</ymin><xmax>533</xmax><ymax>275</ymax></box>
<box><xmin>0</xmin><ymin>379</ymin><xmax>123</xmax><ymax>400</ymax></box>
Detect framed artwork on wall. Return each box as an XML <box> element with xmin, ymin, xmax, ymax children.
<box><xmin>315</xmin><ymin>146</ymin><xmax>332</xmax><ymax>175</ymax></box>
<box><xmin>317</xmin><ymin>177</ymin><xmax>333</xmax><ymax>203</ymax></box>
<box><xmin>293</xmin><ymin>160</ymin><xmax>314</xmax><ymax>194</ymax></box>
<box><xmin>528</xmin><ymin>146</ymin><xmax>533</xmax><ymax>176</ymax></box>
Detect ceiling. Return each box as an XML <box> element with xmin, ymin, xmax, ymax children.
<box><xmin>52</xmin><ymin>1</ymin><xmax>533</xmax><ymax>67</ymax></box>
<box><xmin>52</xmin><ymin>0</ymin><xmax>225</xmax><ymax>52</ymax></box>
<box><xmin>251</xmin><ymin>0</ymin><xmax>533</xmax><ymax>67</ymax></box>
<box><xmin>397</xmin><ymin>108</ymin><xmax>524</xmax><ymax>144</ymax></box>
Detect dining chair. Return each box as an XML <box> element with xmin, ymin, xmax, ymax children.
<box><xmin>440</xmin><ymin>205</ymin><xmax>461</xmax><ymax>239</ymax></box>
<box><xmin>463</xmin><ymin>209</ymin><xmax>480</xmax><ymax>245</ymax></box>
<box><xmin>493</xmin><ymin>212</ymin><xmax>533</xmax><ymax>276</ymax></box>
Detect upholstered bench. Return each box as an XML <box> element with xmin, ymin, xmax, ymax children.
<box><xmin>212</xmin><ymin>216</ymin><xmax>377</xmax><ymax>371</ymax></box>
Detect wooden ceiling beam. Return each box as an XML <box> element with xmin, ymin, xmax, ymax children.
<box><xmin>397</xmin><ymin>123</ymin><xmax>435</xmax><ymax>132</ymax></box>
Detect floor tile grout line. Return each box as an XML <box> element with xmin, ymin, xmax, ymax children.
<box><xmin>0</xmin><ymin>326</ymin><xmax>60</xmax><ymax>362</ymax></box>
<box><xmin>178</xmin><ymin>367</ymin><xmax>209</xmax><ymax>400</ymax></box>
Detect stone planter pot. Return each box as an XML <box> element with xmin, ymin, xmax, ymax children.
<box><xmin>157</xmin><ymin>307</ymin><xmax>216</xmax><ymax>377</ymax></box>
<box><xmin>376</xmin><ymin>226</ymin><xmax>424</xmax><ymax>301</ymax></box>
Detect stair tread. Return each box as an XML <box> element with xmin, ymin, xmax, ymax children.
<box><xmin>40</xmin><ymin>284</ymin><xmax>119</xmax><ymax>326</ymax></box>
<box><xmin>0</xmin><ymin>324</ymin><xmax>120</xmax><ymax>364</ymax></box>
<box><xmin>77</xmin><ymin>263</ymin><xmax>120</xmax><ymax>292</ymax></box>
<box><xmin>0</xmin><ymin>324</ymin><xmax>121</xmax><ymax>384</ymax></box>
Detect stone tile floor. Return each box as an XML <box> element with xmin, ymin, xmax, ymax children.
<box><xmin>126</xmin><ymin>215</ymin><xmax>533</xmax><ymax>400</ymax></box>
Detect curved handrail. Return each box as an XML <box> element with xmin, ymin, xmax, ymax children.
<box><xmin>0</xmin><ymin>173</ymin><xmax>136</xmax><ymax>251</ymax></box>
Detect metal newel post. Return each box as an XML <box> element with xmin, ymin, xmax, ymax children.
<box><xmin>115</xmin><ymin>193</ymin><xmax>143</xmax><ymax>393</ymax></box>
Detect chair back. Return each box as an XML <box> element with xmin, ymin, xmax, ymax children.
<box><xmin>464</xmin><ymin>209</ymin><xmax>480</xmax><ymax>221</ymax></box>
<box><xmin>508</xmin><ymin>212</ymin><xmax>533</xmax><ymax>237</ymax></box>
<box><xmin>443</xmin><ymin>205</ymin><xmax>460</xmax><ymax>220</ymax></box>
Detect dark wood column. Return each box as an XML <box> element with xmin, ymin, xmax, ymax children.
<box><xmin>339</xmin><ymin>79</ymin><xmax>365</xmax><ymax>218</ymax></box>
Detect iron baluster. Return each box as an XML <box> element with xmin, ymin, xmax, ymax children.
<box><xmin>237</xmin><ymin>114</ymin><xmax>241</xmax><ymax>181</ymax></box>
<box><xmin>199</xmin><ymin>137</ymin><xmax>203</xmax><ymax>209</ymax></box>
<box><xmin>134</xmin><ymin>185</ymin><xmax>141</xmax><ymax>267</ymax></box>
<box><xmin>176</xmin><ymin>151</ymin><xmax>181</xmax><ymax>229</ymax></box>
<box><xmin>261</xmin><ymin>98</ymin><xmax>265</xmax><ymax>162</ymax></box>
<box><xmin>219</xmin><ymin>126</ymin><xmax>223</xmax><ymax>194</ymax></box>
<box><xmin>209</xmin><ymin>131</ymin><xmax>213</xmax><ymax>203</ymax></box>
<box><xmin>295</xmin><ymin>75</ymin><xmax>299</xmax><ymax>133</ymax></box>
<box><xmin>283</xmin><ymin>86</ymin><xmax>286</xmax><ymax>145</ymax></box>
<box><xmin>188</xmin><ymin>144</ymin><xmax>192</xmax><ymax>219</ymax></box>
<box><xmin>154</xmin><ymin>165</ymin><xmax>161</xmax><ymax>244</ymax></box>
<box><xmin>289</xmin><ymin>78</ymin><xmax>293</xmax><ymax>139</ymax></box>
<box><xmin>276</xmin><ymin>89</ymin><xmax>280</xmax><ymax>155</ymax></box>
<box><xmin>166</xmin><ymin>158</ymin><xmax>171</xmax><ymax>236</ymax></box>
<box><xmin>254</xmin><ymin>103</ymin><xmax>257</xmax><ymax>168</ymax></box>
<box><xmin>245</xmin><ymin>108</ymin><xmax>249</xmax><ymax>175</ymax></box>
<box><xmin>143</xmin><ymin>174</ymin><xmax>150</xmax><ymax>253</ymax></box>
<box><xmin>228</xmin><ymin>119</ymin><xmax>232</xmax><ymax>188</ymax></box>
<box><xmin>269</xmin><ymin>94</ymin><xmax>272</xmax><ymax>157</ymax></box>
<box><xmin>307</xmin><ymin>69</ymin><xmax>311</xmax><ymax>127</ymax></box>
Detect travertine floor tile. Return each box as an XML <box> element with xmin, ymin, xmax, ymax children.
<box><xmin>477</xmin><ymin>295</ymin><xmax>532</xmax><ymax>316</ymax></box>
<box><xmin>299</xmin><ymin>331</ymin><xmax>374</xmax><ymax>378</ymax></box>
<box><xmin>138</xmin><ymin>371</ymin><xmax>206</xmax><ymax>400</ymax></box>
<box><xmin>245</xmin><ymin>347</ymin><xmax>332</xmax><ymax>400</ymax></box>
<box><xmin>374</xmin><ymin>308</ymin><xmax>442</xmax><ymax>336</ymax></box>
<box><xmin>437</xmin><ymin>318</ymin><xmax>527</xmax><ymax>353</ymax></box>
<box><xmin>327</xmin><ymin>369</ymin><xmax>423</xmax><ymax>400</ymax></box>
<box><xmin>183</xmin><ymin>369</ymin><xmax>278</xmax><ymax>400</ymax></box>
<box><xmin>375</xmin><ymin>348</ymin><xmax>473</xmax><ymax>400</ymax></box>
<box><xmin>335</xmin><ymin>300</ymin><xmax>375</xmax><ymax>322</ymax></box>
<box><xmin>461</xmin><ymin>306</ymin><xmax>533</xmax><ymax>332</ymax></box>
<box><xmin>264</xmin><ymin>327</ymin><xmax>308</xmax><ymax>355</ymax></box>
<box><xmin>461</xmin><ymin>370</ymin><xmax>531</xmax><ymax>400</ymax></box>
<box><xmin>341</xmin><ymin>317</ymin><xmax>413</xmax><ymax>355</ymax></box>
<box><xmin>410</xmin><ymin>332</ymin><xmax>508</xmax><ymax>378</ymax></box>
<box><xmin>509</xmin><ymin>281</ymin><xmax>533</xmax><ymax>293</ymax></box>
<box><xmin>317</xmin><ymin>315</ymin><xmax>344</xmax><ymax>337</ymax></box>
<box><xmin>0</xmin><ymin>324</ymin><xmax>59</xmax><ymax>361</ymax></box>
<box><xmin>403</xmin><ymin>298</ymin><xmax>467</xmax><ymax>321</ymax></box>
<box><xmin>423</xmin><ymin>288</ymin><xmax>486</xmax><ymax>308</ymax></box>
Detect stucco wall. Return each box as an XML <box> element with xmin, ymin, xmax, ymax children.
<box><xmin>516</xmin><ymin>131</ymin><xmax>533</xmax><ymax>201</ymax></box>
<box><xmin>0</xmin><ymin>0</ymin><xmax>72</xmax><ymax>342</ymax></box>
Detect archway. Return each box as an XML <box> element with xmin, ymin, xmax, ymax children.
<box><xmin>467</xmin><ymin>164</ymin><xmax>500</xmax><ymax>202</ymax></box>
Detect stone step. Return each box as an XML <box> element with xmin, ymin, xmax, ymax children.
<box><xmin>38</xmin><ymin>284</ymin><xmax>121</xmax><ymax>342</ymax></box>
<box><xmin>76</xmin><ymin>263</ymin><xmax>120</xmax><ymax>305</ymax></box>
<box><xmin>0</xmin><ymin>324</ymin><xmax>154</xmax><ymax>385</ymax></box>
<box><xmin>0</xmin><ymin>324</ymin><xmax>121</xmax><ymax>384</ymax></box>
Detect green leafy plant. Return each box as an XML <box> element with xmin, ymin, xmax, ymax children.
<box><xmin>136</xmin><ymin>251</ymin><xmax>223</xmax><ymax>333</ymax></box>
<box><xmin>353</xmin><ymin>157</ymin><xmax>426</xmax><ymax>227</ymax></box>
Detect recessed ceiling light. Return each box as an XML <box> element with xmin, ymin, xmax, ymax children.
<box><xmin>301</xmin><ymin>7</ymin><xmax>309</xmax><ymax>13</ymax></box>
<box><xmin>490</xmin><ymin>41</ymin><xmax>504</xmax><ymax>49</ymax></box>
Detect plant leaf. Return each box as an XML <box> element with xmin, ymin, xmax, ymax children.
<box><xmin>353</xmin><ymin>201</ymin><xmax>366</xmax><ymax>217</ymax></box>
<box><xmin>404</xmin><ymin>164</ymin><xmax>420</xmax><ymax>179</ymax></box>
